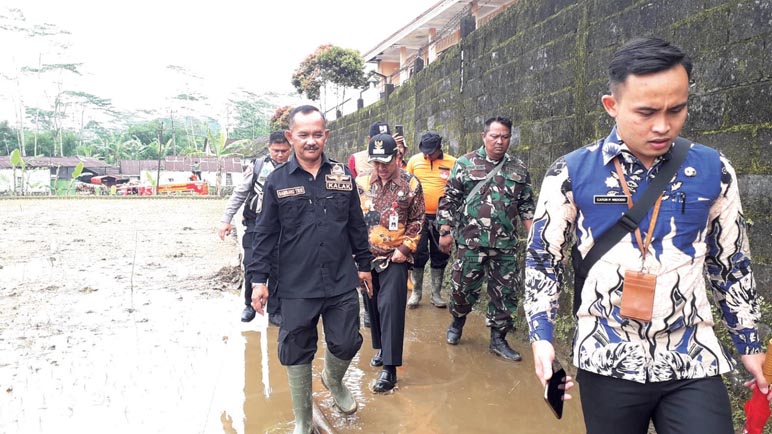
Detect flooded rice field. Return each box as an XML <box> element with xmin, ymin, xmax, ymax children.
<box><xmin>0</xmin><ymin>198</ymin><xmax>584</xmax><ymax>433</ymax></box>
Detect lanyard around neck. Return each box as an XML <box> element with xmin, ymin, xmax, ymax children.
<box><xmin>613</xmin><ymin>158</ymin><xmax>663</xmax><ymax>263</ymax></box>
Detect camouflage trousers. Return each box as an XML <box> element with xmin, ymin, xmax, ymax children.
<box><xmin>449</xmin><ymin>245</ymin><xmax>520</xmax><ymax>331</ymax></box>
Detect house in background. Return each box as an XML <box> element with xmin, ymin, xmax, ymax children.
<box><xmin>331</xmin><ymin>0</ymin><xmax>516</xmax><ymax>120</ymax></box>
<box><xmin>120</xmin><ymin>156</ymin><xmax>244</xmax><ymax>188</ymax></box>
<box><xmin>0</xmin><ymin>158</ymin><xmax>50</xmax><ymax>194</ymax></box>
<box><xmin>0</xmin><ymin>156</ymin><xmax>117</xmax><ymax>195</ymax></box>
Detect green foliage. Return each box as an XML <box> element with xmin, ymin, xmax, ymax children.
<box><xmin>316</xmin><ymin>46</ymin><xmax>369</xmax><ymax>90</ymax></box>
<box><xmin>291</xmin><ymin>45</ymin><xmax>368</xmax><ymax>105</ymax></box>
<box><xmin>292</xmin><ymin>45</ymin><xmax>327</xmax><ymax>101</ymax></box>
<box><xmin>270</xmin><ymin>105</ymin><xmax>293</xmax><ymax>131</ymax></box>
<box><xmin>66</xmin><ymin>161</ymin><xmax>83</xmax><ymax>195</ymax></box>
<box><xmin>228</xmin><ymin>90</ymin><xmax>273</xmax><ymax>139</ymax></box>
<box><xmin>10</xmin><ymin>148</ymin><xmax>25</xmax><ymax>169</ymax></box>
<box><xmin>71</xmin><ymin>161</ymin><xmax>84</xmax><ymax>179</ymax></box>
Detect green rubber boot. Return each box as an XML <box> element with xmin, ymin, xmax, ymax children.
<box><xmin>286</xmin><ymin>364</ymin><xmax>314</xmax><ymax>434</ymax></box>
<box><xmin>321</xmin><ymin>350</ymin><xmax>358</xmax><ymax>414</ymax></box>
<box><xmin>430</xmin><ymin>267</ymin><xmax>448</xmax><ymax>308</ymax></box>
<box><xmin>407</xmin><ymin>267</ymin><xmax>424</xmax><ymax>308</ymax></box>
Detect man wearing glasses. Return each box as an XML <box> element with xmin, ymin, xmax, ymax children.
<box><xmin>437</xmin><ymin>116</ymin><xmax>534</xmax><ymax>361</ymax></box>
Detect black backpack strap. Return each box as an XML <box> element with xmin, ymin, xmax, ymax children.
<box><xmin>572</xmin><ymin>137</ymin><xmax>691</xmax><ymax>315</ymax></box>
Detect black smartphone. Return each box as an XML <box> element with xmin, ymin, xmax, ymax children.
<box><xmin>394</xmin><ymin>124</ymin><xmax>404</xmax><ymax>137</ymax></box>
<box><xmin>544</xmin><ymin>360</ymin><xmax>566</xmax><ymax>419</ymax></box>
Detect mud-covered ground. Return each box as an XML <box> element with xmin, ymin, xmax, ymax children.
<box><xmin>0</xmin><ymin>198</ymin><xmax>247</xmax><ymax>433</ymax></box>
<box><xmin>0</xmin><ymin>198</ymin><xmax>585</xmax><ymax>434</ymax></box>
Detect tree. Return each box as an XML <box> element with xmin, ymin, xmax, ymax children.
<box><xmin>226</xmin><ymin>89</ymin><xmax>272</xmax><ymax>139</ymax></box>
<box><xmin>270</xmin><ymin>105</ymin><xmax>292</xmax><ymax>131</ymax></box>
<box><xmin>291</xmin><ymin>45</ymin><xmax>368</xmax><ymax>114</ymax></box>
<box><xmin>197</xmin><ymin>126</ymin><xmax>248</xmax><ymax>196</ymax></box>
<box><xmin>1</xmin><ymin>8</ymin><xmax>73</xmax><ymax>157</ymax></box>
<box><xmin>9</xmin><ymin>148</ymin><xmax>25</xmax><ymax>195</ymax></box>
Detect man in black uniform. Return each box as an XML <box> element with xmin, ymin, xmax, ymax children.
<box><xmin>248</xmin><ymin>105</ymin><xmax>374</xmax><ymax>434</ymax></box>
<box><xmin>217</xmin><ymin>131</ymin><xmax>291</xmax><ymax>324</ymax></box>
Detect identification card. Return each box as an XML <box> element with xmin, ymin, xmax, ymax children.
<box><xmin>388</xmin><ymin>213</ymin><xmax>399</xmax><ymax>231</ymax></box>
<box><xmin>620</xmin><ymin>270</ymin><xmax>656</xmax><ymax>322</ymax></box>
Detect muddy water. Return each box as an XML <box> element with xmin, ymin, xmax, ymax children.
<box><xmin>224</xmin><ymin>305</ymin><xmax>585</xmax><ymax>434</ymax></box>
<box><xmin>0</xmin><ymin>199</ymin><xmax>584</xmax><ymax>434</ymax></box>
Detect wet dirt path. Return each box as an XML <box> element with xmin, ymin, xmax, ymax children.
<box><xmin>0</xmin><ymin>199</ymin><xmax>584</xmax><ymax>433</ymax></box>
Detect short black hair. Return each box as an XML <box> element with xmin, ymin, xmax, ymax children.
<box><xmin>484</xmin><ymin>116</ymin><xmax>512</xmax><ymax>132</ymax></box>
<box><xmin>608</xmin><ymin>37</ymin><xmax>692</xmax><ymax>92</ymax></box>
<box><xmin>288</xmin><ymin>105</ymin><xmax>326</xmax><ymax>129</ymax></box>
<box><xmin>269</xmin><ymin>131</ymin><xmax>288</xmax><ymax>144</ymax></box>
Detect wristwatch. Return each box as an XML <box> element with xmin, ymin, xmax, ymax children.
<box><xmin>439</xmin><ymin>229</ymin><xmax>452</xmax><ymax>236</ymax></box>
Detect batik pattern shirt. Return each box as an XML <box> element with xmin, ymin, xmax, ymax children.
<box><xmin>524</xmin><ymin>128</ymin><xmax>759</xmax><ymax>383</ymax></box>
<box><xmin>437</xmin><ymin>147</ymin><xmax>535</xmax><ymax>250</ymax></box>
<box><xmin>356</xmin><ymin>169</ymin><xmax>425</xmax><ymax>261</ymax></box>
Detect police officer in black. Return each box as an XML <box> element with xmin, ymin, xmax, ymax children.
<box><xmin>217</xmin><ymin>131</ymin><xmax>291</xmax><ymax>324</ymax></box>
<box><xmin>248</xmin><ymin>105</ymin><xmax>374</xmax><ymax>434</ymax></box>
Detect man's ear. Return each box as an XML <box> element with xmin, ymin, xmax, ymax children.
<box><xmin>601</xmin><ymin>94</ymin><xmax>618</xmax><ymax>118</ymax></box>
<box><xmin>284</xmin><ymin>130</ymin><xmax>292</xmax><ymax>143</ymax></box>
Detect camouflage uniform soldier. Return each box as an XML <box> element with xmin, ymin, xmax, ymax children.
<box><xmin>437</xmin><ymin>116</ymin><xmax>534</xmax><ymax>361</ymax></box>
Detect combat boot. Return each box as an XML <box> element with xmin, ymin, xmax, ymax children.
<box><xmin>489</xmin><ymin>328</ymin><xmax>522</xmax><ymax>362</ymax></box>
<box><xmin>407</xmin><ymin>267</ymin><xmax>424</xmax><ymax>308</ymax></box>
<box><xmin>321</xmin><ymin>350</ymin><xmax>358</xmax><ymax>414</ymax></box>
<box><xmin>429</xmin><ymin>268</ymin><xmax>448</xmax><ymax>308</ymax></box>
<box><xmin>446</xmin><ymin>315</ymin><xmax>466</xmax><ymax>345</ymax></box>
<box><xmin>286</xmin><ymin>364</ymin><xmax>314</xmax><ymax>434</ymax></box>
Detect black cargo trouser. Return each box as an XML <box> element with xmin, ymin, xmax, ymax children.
<box><xmin>414</xmin><ymin>214</ymin><xmax>450</xmax><ymax>270</ymax></box>
<box><xmin>278</xmin><ymin>290</ymin><xmax>363</xmax><ymax>366</ymax></box>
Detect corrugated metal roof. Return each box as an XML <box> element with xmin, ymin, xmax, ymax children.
<box><xmin>0</xmin><ymin>156</ymin><xmax>116</xmax><ymax>170</ymax></box>
<box><xmin>119</xmin><ymin>156</ymin><xmax>243</xmax><ymax>175</ymax></box>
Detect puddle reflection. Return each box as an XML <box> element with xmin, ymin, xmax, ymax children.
<box><xmin>227</xmin><ymin>305</ymin><xmax>585</xmax><ymax>434</ymax></box>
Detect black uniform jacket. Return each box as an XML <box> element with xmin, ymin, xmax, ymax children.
<box><xmin>249</xmin><ymin>154</ymin><xmax>373</xmax><ymax>299</ymax></box>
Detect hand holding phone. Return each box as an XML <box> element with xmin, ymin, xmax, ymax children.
<box><xmin>394</xmin><ymin>125</ymin><xmax>404</xmax><ymax>137</ymax></box>
<box><xmin>544</xmin><ymin>360</ymin><xmax>566</xmax><ymax>419</ymax></box>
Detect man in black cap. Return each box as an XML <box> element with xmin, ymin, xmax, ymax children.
<box><xmin>356</xmin><ymin>133</ymin><xmax>424</xmax><ymax>393</ymax></box>
<box><xmin>348</xmin><ymin>121</ymin><xmax>390</xmax><ymax>178</ymax></box>
<box><xmin>405</xmin><ymin>132</ymin><xmax>457</xmax><ymax>308</ymax></box>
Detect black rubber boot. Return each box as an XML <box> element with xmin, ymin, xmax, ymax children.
<box><xmin>446</xmin><ymin>315</ymin><xmax>466</xmax><ymax>345</ymax></box>
<box><xmin>489</xmin><ymin>328</ymin><xmax>522</xmax><ymax>362</ymax></box>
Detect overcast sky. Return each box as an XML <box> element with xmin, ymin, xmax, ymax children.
<box><xmin>1</xmin><ymin>0</ymin><xmax>438</xmax><ymax>120</ymax></box>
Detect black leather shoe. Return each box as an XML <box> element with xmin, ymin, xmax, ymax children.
<box><xmin>268</xmin><ymin>312</ymin><xmax>282</xmax><ymax>327</ymax></box>
<box><xmin>363</xmin><ymin>310</ymin><xmax>371</xmax><ymax>328</ymax></box>
<box><xmin>370</xmin><ymin>350</ymin><xmax>383</xmax><ymax>367</ymax></box>
<box><xmin>446</xmin><ymin>315</ymin><xmax>466</xmax><ymax>345</ymax></box>
<box><xmin>371</xmin><ymin>369</ymin><xmax>397</xmax><ymax>393</ymax></box>
<box><xmin>241</xmin><ymin>305</ymin><xmax>256</xmax><ymax>322</ymax></box>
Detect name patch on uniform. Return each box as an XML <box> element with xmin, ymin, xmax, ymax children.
<box><xmin>277</xmin><ymin>186</ymin><xmax>306</xmax><ymax>198</ymax></box>
<box><xmin>594</xmin><ymin>195</ymin><xmax>628</xmax><ymax>204</ymax></box>
<box><xmin>325</xmin><ymin>175</ymin><xmax>353</xmax><ymax>191</ymax></box>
